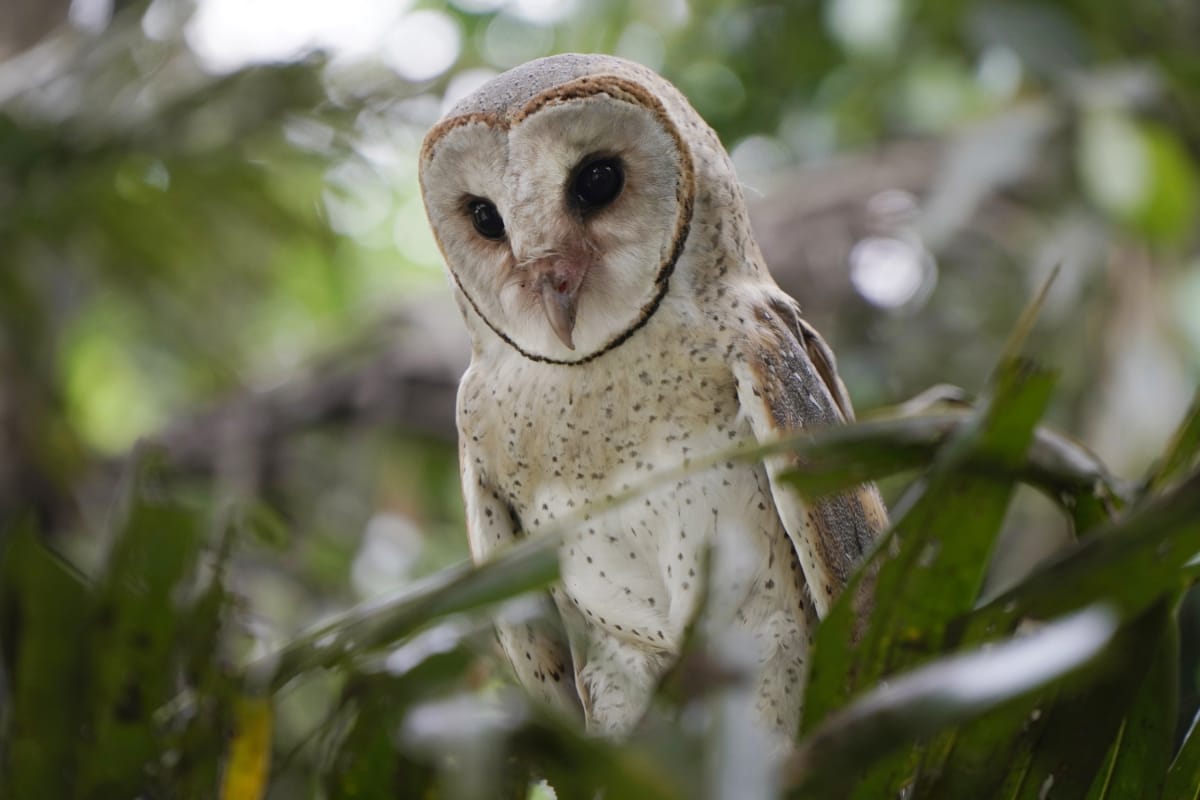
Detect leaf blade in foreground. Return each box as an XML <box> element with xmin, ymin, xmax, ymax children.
<box><xmin>786</xmin><ymin>606</ymin><xmax>1117</xmax><ymax>797</ymax></box>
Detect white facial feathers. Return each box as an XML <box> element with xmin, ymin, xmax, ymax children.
<box><xmin>420</xmin><ymin>79</ymin><xmax>692</xmax><ymax>363</ymax></box>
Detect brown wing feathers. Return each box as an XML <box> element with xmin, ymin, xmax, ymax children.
<box><xmin>745</xmin><ymin>295</ymin><xmax>887</xmax><ymax>597</ymax></box>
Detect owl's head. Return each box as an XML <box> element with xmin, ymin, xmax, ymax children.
<box><xmin>420</xmin><ymin>54</ymin><xmax>722</xmax><ymax>365</ymax></box>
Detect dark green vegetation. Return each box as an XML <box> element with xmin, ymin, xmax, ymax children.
<box><xmin>1</xmin><ymin>1</ymin><xmax>1198</xmax><ymax>798</ymax></box>
<box><xmin>3</xmin><ymin>339</ymin><xmax>1199</xmax><ymax>799</ymax></box>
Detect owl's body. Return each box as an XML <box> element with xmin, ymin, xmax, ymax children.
<box><xmin>459</xmin><ymin>288</ymin><xmax>818</xmax><ymax>735</ymax></box>
<box><xmin>421</xmin><ymin>54</ymin><xmax>885</xmax><ymax>744</ymax></box>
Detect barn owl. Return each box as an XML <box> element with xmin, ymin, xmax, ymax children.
<box><xmin>419</xmin><ymin>54</ymin><xmax>886</xmax><ymax>747</ymax></box>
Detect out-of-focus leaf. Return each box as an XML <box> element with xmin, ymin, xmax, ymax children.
<box><xmin>1145</xmin><ymin>389</ymin><xmax>1200</xmax><ymax>496</ymax></box>
<box><xmin>1078</xmin><ymin>111</ymin><xmax>1199</xmax><ymax>244</ymax></box>
<box><xmin>785</xmin><ymin>606</ymin><xmax>1117</xmax><ymax>797</ymax></box>
<box><xmin>76</xmin><ymin>459</ymin><xmax>206</xmax><ymax>798</ymax></box>
<box><xmin>1166</xmin><ymin>708</ymin><xmax>1200</xmax><ymax>800</ymax></box>
<box><xmin>962</xmin><ymin>469</ymin><xmax>1200</xmax><ymax>635</ymax></box>
<box><xmin>504</xmin><ymin>699</ymin><xmax>685</xmax><ymax>800</ymax></box>
<box><xmin>174</xmin><ymin>524</ymin><xmax>238</xmax><ymax>799</ymax></box>
<box><xmin>1084</xmin><ymin>606</ymin><xmax>1177</xmax><ymax>800</ymax></box>
<box><xmin>323</xmin><ymin>621</ymin><xmax>480</xmax><ymax>799</ymax></box>
<box><xmin>918</xmin><ymin>599</ymin><xmax>1173</xmax><ymax>797</ymax></box>
<box><xmin>1136</xmin><ymin>123</ymin><xmax>1200</xmax><ymax>243</ymax></box>
<box><xmin>325</xmin><ymin>675</ymin><xmax>440</xmax><ymax>799</ymax></box>
<box><xmin>916</xmin><ymin>470</ymin><xmax>1200</xmax><ymax>794</ymax></box>
<box><xmin>220</xmin><ymin>696</ymin><xmax>273</xmax><ymax>800</ymax></box>
<box><xmin>260</xmin><ymin>533</ymin><xmax>560</xmax><ymax>690</ymax></box>
<box><xmin>806</xmin><ymin>358</ymin><xmax>1055</xmax><ymax>798</ymax></box>
<box><xmin>804</xmin><ymin>357</ymin><xmax>1056</xmax><ymax>733</ymax></box>
<box><xmin>0</xmin><ymin>524</ymin><xmax>89</xmax><ymax>800</ymax></box>
<box><xmin>1012</xmin><ymin>600</ymin><xmax>1173</xmax><ymax>798</ymax></box>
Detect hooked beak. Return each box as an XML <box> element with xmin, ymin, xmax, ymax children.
<box><xmin>530</xmin><ymin>260</ymin><xmax>587</xmax><ymax>350</ymax></box>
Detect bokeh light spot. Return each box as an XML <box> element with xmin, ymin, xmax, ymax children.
<box><xmin>481</xmin><ymin>13</ymin><xmax>554</xmax><ymax>69</ymax></box>
<box><xmin>825</xmin><ymin>0</ymin><xmax>904</xmax><ymax>57</ymax></box>
<box><xmin>1078</xmin><ymin>112</ymin><xmax>1149</xmax><ymax>218</ymax></box>
<box><xmin>849</xmin><ymin>236</ymin><xmax>935</xmax><ymax>309</ymax></box>
<box><xmin>382</xmin><ymin>11</ymin><xmax>463</xmax><ymax>82</ymax></box>
<box><xmin>187</xmin><ymin>0</ymin><xmax>415</xmax><ymax>73</ymax></box>
<box><xmin>615</xmin><ymin>22</ymin><xmax>666</xmax><ymax>71</ymax></box>
<box><xmin>509</xmin><ymin>0</ymin><xmax>578</xmax><ymax>25</ymax></box>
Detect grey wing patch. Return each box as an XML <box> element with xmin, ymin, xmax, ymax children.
<box><xmin>766</xmin><ymin>295</ymin><xmax>856</xmax><ymax>422</ymax></box>
<box><xmin>732</xmin><ymin>294</ymin><xmax>888</xmax><ymax>615</ymax></box>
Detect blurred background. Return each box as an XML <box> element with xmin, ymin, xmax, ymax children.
<box><xmin>1</xmin><ymin>0</ymin><xmax>1197</xmax><ymax>790</ymax></box>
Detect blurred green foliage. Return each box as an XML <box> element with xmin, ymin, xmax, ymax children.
<box><xmin>0</xmin><ymin>0</ymin><xmax>1198</xmax><ymax>797</ymax></box>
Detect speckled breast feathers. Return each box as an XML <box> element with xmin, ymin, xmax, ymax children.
<box><xmin>419</xmin><ymin>53</ymin><xmax>886</xmax><ymax>743</ymax></box>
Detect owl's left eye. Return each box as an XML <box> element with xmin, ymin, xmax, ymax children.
<box><xmin>571</xmin><ymin>157</ymin><xmax>624</xmax><ymax>210</ymax></box>
<box><xmin>469</xmin><ymin>199</ymin><xmax>506</xmax><ymax>240</ymax></box>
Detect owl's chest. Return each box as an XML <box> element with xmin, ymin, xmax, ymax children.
<box><xmin>461</xmin><ymin>330</ymin><xmax>746</xmax><ymax>527</ymax></box>
<box><xmin>460</xmin><ymin>325</ymin><xmax>792</xmax><ymax>640</ymax></box>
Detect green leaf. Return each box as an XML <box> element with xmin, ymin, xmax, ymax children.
<box><xmin>962</xmin><ymin>469</ymin><xmax>1200</xmax><ymax>634</ymax></box>
<box><xmin>785</xmin><ymin>606</ymin><xmax>1117</xmax><ymax>797</ymax></box>
<box><xmin>915</xmin><ymin>470</ymin><xmax>1200</xmax><ymax>796</ymax></box>
<box><xmin>1078</xmin><ymin>112</ymin><xmax>1199</xmax><ymax>244</ymax></box>
<box><xmin>173</xmin><ymin>524</ymin><xmax>239</xmax><ymax>799</ymax></box>
<box><xmin>1012</xmin><ymin>600</ymin><xmax>1174</xmax><ymax>799</ymax></box>
<box><xmin>917</xmin><ymin>599</ymin><xmax>1174</xmax><ymax>798</ymax></box>
<box><xmin>1085</xmin><ymin>605</ymin><xmax>1177</xmax><ymax>800</ymax></box>
<box><xmin>76</xmin><ymin>461</ymin><xmax>206</xmax><ymax>799</ymax></box>
<box><xmin>322</xmin><ymin>623</ymin><xmax>480</xmax><ymax>799</ymax></box>
<box><xmin>1166</xmin><ymin>708</ymin><xmax>1200</xmax><ymax>800</ymax></box>
<box><xmin>803</xmin><ymin>357</ymin><xmax>1057</xmax><ymax>734</ymax></box>
<box><xmin>1144</xmin><ymin>389</ymin><xmax>1200</xmax><ymax>497</ymax></box>
<box><xmin>0</xmin><ymin>524</ymin><xmax>90</xmax><ymax>800</ymax></box>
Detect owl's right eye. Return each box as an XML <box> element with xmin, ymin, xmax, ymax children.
<box><xmin>469</xmin><ymin>199</ymin><xmax>506</xmax><ymax>240</ymax></box>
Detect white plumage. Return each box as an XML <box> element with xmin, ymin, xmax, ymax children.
<box><xmin>420</xmin><ymin>53</ymin><xmax>886</xmax><ymax>746</ymax></box>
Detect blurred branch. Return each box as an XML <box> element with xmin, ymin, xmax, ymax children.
<box><xmin>150</xmin><ymin>307</ymin><xmax>466</xmax><ymax>475</ymax></box>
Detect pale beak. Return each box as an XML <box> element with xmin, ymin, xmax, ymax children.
<box><xmin>531</xmin><ymin>260</ymin><xmax>587</xmax><ymax>350</ymax></box>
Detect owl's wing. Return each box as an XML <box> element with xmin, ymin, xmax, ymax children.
<box><xmin>730</xmin><ymin>292</ymin><xmax>888</xmax><ymax>617</ymax></box>
<box><xmin>460</xmin><ymin>442</ymin><xmax>584</xmax><ymax>719</ymax></box>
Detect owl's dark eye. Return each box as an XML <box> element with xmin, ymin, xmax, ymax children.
<box><xmin>572</xmin><ymin>157</ymin><xmax>623</xmax><ymax>210</ymax></box>
<box><xmin>469</xmin><ymin>199</ymin><xmax>505</xmax><ymax>240</ymax></box>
